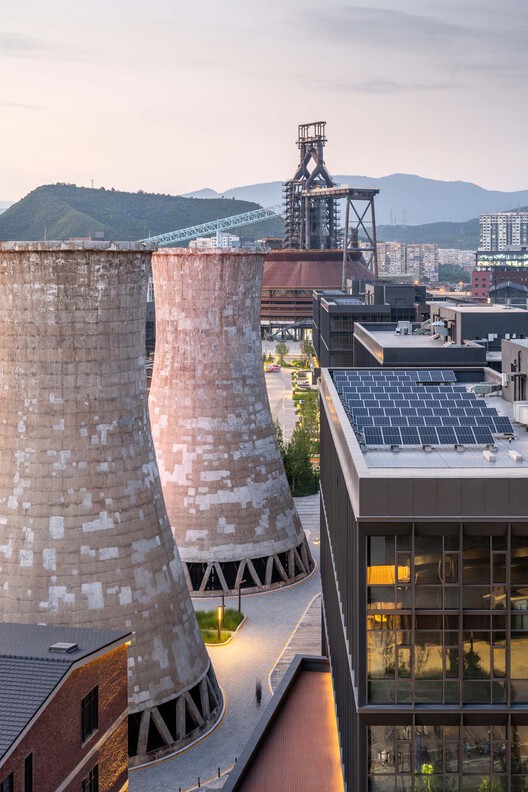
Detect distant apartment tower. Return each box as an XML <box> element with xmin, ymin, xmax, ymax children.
<box><xmin>376</xmin><ymin>242</ymin><xmax>406</xmax><ymax>275</ymax></box>
<box><xmin>407</xmin><ymin>243</ymin><xmax>439</xmax><ymax>279</ymax></box>
<box><xmin>189</xmin><ymin>233</ymin><xmax>240</xmax><ymax>249</ymax></box>
<box><xmin>480</xmin><ymin>212</ymin><xmax>528</xmax><ymax>250</ymax></box>
<box><xmin>438</xmin><ymin>249</ymin><xmax>476</xmax><ymax>270</ymax></box>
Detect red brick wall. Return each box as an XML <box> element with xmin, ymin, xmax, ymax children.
<box><xmin>0</xmin><ymin>644</ymin><xmax>128</xmax><ymax>792</ymax></box>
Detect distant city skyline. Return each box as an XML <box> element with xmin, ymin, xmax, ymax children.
<box><xmin>2</xmin><ymin>0</ymin><xmax>528</xmax><ymax>200</ymax></box>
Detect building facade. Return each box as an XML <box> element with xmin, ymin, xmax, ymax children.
<box><xmin>438</xmin><ymin>249</ymin><xmax>476</xmax><ymax>270</ymax></box>
<box><xmin>472</xmin><ymin>253</ymin><xmax>528</xmax><ymax>302</ymax></box>
<box><xmin>0</xmin><ymin>624</ymin><xmax>131</xmax><ymax>792</ymax></box>
<box><xmin>312</xmin><ymin>291</ymin><xmax>390</xmax><ymax>368</ymax></box>
<box><xmin>407</xmin><ymin>244</ymin><xmax>439</xmax><ymax>280</ymax></box>
<box><xmin>377</xmin><ymin>243</ymin><xmax>406</xmax><ymax>276</ymax></box>
<box><xmin>320</xmin><ymin>366</ymin><xmax>528</xmax><ymax>791</ymax></box>
<box><xmin>480</xmin><ymin>213</ymin><xmax>528</xmax><ymax>251</ymax></box>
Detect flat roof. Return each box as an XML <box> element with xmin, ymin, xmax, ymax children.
<box><xmin>327</xmin><ymin>368</ymin><xmax>528</xmax><ymax>472</ymax></box>
<box><xmin>223</xmin><ymin>657</ymin><xmax>344</xmax><ymax>792</ymax></box>
<box><xmin>0</xmin><ymin>623</ymin><xmax>131</xmax><ymax>760</ymax></box>
<box><xmin>365</xmin><ymin>327</ymin><xmax>477</xmax><ymax>350</ymax></box>
<box><xmin>430</xmin><ymin>301</ymin><xmax>528</xmax><ymax>314</ymax></box>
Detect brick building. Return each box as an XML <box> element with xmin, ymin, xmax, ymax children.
<box><xmin>0</xmin><ymin>623</ymin><xmax>131</xmax><ymax>792</ymax></box>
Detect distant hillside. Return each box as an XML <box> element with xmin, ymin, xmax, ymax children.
<box><xmin>376</xmin><ymin>205</ymin><xmax>528</xmax><ymax>249</ymax></box>
<box><xmin>186</xmin><ymin>174</ymin><xmax>528</xmax><ymax>226</ymax></box>
<box><xmin>0</xmin><ymin>184</ymin><xmax>282</xmax><ymax>242</ymax></box>
<box><xmin>376</xmin><ymin>217</ymin><xmax>479</xmax><ymax>249</ymax></box>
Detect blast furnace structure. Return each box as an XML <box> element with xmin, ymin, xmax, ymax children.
<box><xmin>0</xmin><ymin>242</ymin><xmax>222</xmax><ymax>765</ymax></box>
<box><xmin>149</xmin><ymin>248</ymin><xmax>314</xmax><ymax>595</ymax></box>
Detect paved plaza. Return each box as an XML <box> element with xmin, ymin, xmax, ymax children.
<box><xmin>129</xmin><ymin>495</ymin><xmax>321</xmax><ymax>792</ymax></box>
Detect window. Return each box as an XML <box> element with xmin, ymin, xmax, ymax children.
<box><xmin>24</xmin><ymin>753</ymin><xmax>33</xmax><ymax>792</ymax></box>
<box><xmin>81</xmin><ymin>686</ymin><xmax>98</xmax><ymax>742</ymax></box>
<box><xmin>81</xmin><ymin>764</ymin><xmax>98</xmax><ymax>792</ymax></box>
<box><xmin>0</xmin><ymin>774</ymin><xmax>13</xmax><ymax>792</ymax></box>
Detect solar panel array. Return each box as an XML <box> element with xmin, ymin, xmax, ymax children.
<box><xmin>331</xmin><ymin>369</ymin><xmax>515</xmax><ymax>448</ymax></box>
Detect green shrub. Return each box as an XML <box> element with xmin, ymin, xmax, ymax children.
<box><xmin>195</xmin><ymin>608</ymin><xmax>243</xmax><ymax>631</ymax></box>
<box><xmin>202</xmin><ymin>629</ymin><xmax>231</xmax><ymax>644</ymax></box>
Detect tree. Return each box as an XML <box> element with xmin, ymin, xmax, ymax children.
<box><xmin>300</xmin><ymin>338</ymin><xmax>314</xmax><ymax>367</ymax></box>
<box><xmin>298</xmin><ymin>396</ymin><xmax>320</xmax><ymax>454</ymax></box>
<box><xmin>275</xmin><ymin>342</ymin><xmax>289</xmax><ymax>365</ymax></box>
<box><xmin>283</xmin><ymin>426</ymin><xmax>319</xmax><ymax>496</ymax></box>
<box><xmin>273</xmin><ymin>418</ymin><xmax>286</xmax><ymax>458</ymax></box>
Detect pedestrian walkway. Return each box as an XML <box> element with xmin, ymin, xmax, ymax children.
<box><xmin>129</xmin><ymin>495</ymin><xmax>321</xmax><ymax>792</ymax></box>
<box><xmin>269</xmin><ymin>593</ymin><xmax>322</xmax><ymax>692</ymax></box>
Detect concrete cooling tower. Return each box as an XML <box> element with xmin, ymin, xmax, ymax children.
<box><xmin>0</xmin><ymin>242</ymin><xmax>222</xmax><ymax>766</ymax></box>
<box><xmin>149</xmin><ymin>248</ymin><xmax>314</xmax><ymax>595</ymax></box>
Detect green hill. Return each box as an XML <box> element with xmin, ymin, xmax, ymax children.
<box><xmin>376</xmin><ymin>217</ymin><xmax>479</xmax><ymax>249</ymax></box>
<box><xmin>0</xmin><ymin>183</ymin><xmax>283</xmax><ymax>242</ymax></box>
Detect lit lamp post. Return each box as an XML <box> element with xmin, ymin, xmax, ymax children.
<box><xmin>217</xmin><ymin>604</ymin><xmax>225</xmax><ymax>642</ymax></box>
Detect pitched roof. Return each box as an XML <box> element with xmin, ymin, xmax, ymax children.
<box><xmin>0</xmin><ymin>623</ymin><xmax>130</xmax><ymax>760</ymax></box>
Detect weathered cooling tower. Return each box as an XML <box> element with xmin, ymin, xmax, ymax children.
<box><xmin>149</xmin><ymin>248</ymin><xmax>314</xmax><ymax>595</ymax></box>
<box><xmin>0</xmin><ymin>242</ymin><xmax>222</xmax><ymax>765</ymax></box>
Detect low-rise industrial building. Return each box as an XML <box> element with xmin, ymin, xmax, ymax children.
<box><xmin>0</xmin><ymin>623</ymin><xmax>131</xmax><ymax>792</ymax></box>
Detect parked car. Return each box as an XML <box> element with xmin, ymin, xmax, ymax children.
<box><xmin>271</xmin><ymin>364</ymin><xmax>281</xmax><ymax>372</ymax></box>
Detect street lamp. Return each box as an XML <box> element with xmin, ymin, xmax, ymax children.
<box><xmin>217</xmin><ymin>604</ymin><xmax>225</xmax><ymax>642</ymax></box>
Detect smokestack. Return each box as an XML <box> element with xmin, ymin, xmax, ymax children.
<box><xmin>0</xmin><ymin>242</ymin><xmax>222</xmax><ymax>765</ymax></box>
<box><xmin>149</xmin><ymin>248</ymin><xmax>314</xmax><ymax>595</ymax></box>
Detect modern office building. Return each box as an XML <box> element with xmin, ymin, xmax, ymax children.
<box><xmin>364</xmin><ymin>282</ymin><xmax>428</xmax><ymax>323</ymax></box>
<box><xmin>473</xmin><ymin>253</ymin><xmax>528</xmax><ymax>302</ymax></box>
<box><xmin>312</xmin><ymin>291</ymin><xmax>390</xmax><ymax>367</ymax></box>
<box><xmin>320</xmin><ymin>365</ymin><xmax>528</xmax><ymax>791</ymax></box>
<box><xmin>429</xmin><ymin>302</ymin><xmax>528</xmax><ymax>352</ymax></box>
<box><xmin>480</xmin><ymin>213</ymin><xmax>528</xmax><ymax>250</ymax></box>
<box><xmin>353</xmin><ymin>322</ymin><xmax>487</xmax><ymax>369</ymax></box>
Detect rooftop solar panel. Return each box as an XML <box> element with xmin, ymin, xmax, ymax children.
<box><xmin>494</xmin><ymin>416</ymin><xmax>515</xmax><ymax>434</ymax></box>
<box><xmin>437</xmin><ymin>427</ymin><xmax>457</xmax><ymax>445</ymax></box>
<box><xmin>364</xmin><ymin>427</ymin><xmax>383</xmax><ymax>445</ymax></box>
<box><xmin>419</xmin><ymin>427</ymin><xmax>439</xmax><ymax>444</ymax></box>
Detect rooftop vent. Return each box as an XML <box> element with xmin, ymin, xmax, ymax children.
<box><xmin>49</xmin><ymin>642</ymin><xmax>79</xmax><ymax>653</ymax></box>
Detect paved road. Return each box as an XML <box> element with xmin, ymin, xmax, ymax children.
<box><xmin>264</xmin><ymin>368</ymin><xmax>297</xmax><ymax>441</ymax></box>
<box><xmin>129</xmin><ymin>495</ymin><xmax>321</xmax><ymax>792</ymax></box>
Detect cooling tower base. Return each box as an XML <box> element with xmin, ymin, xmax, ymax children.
<box><xmin>128</xmin><ymin>665</ymin><xmax>223</xmax><ymax>766</ymax></box>
<box><xmin>185</xmin><ymin>538</ymin><xmax>314</xmax><ymax>596</ymax></box>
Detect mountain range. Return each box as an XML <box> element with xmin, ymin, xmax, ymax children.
<box><xmin>2</xmin><ymin>177</ymin><xmax>528</xmax><ymax>249</ymax></box>
<box><xmin>185</xmin><ymin>174</ymin><xmax>528</xmax><ymax>227</ymax></box>
<box><xmin>0</xmin><ymin>184</ymin><xmax>282</xmax><ymax>242</ymax></box>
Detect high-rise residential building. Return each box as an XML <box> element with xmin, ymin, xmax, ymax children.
<box><xmin>480</xmin><ymin>212</ymin><xmax>528</xmax><ymax>251</ymax></box>
<box><xmin>320</xmin><ymin>365</ymin><xmax>528</xmax><ymax>791</ymax></box>
<box><xmin>376</xmin><ymin>242</ymin><xmax>406</xmax><ymax>276</ymax></box>
<box><xmin>438</xmin><ymin>249</ymin><xmax>476</xmax><ymax>270</ymax></box>
<box><xmin>407</xmin><ymin>243</ymin><xmax>439</xmax><ymax>279</ymax></box>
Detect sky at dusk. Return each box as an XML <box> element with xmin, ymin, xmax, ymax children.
<box><xmin>2</xmin><ymin>0</ymin><xmax>528</xmax><ymax>200</ymax></box>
